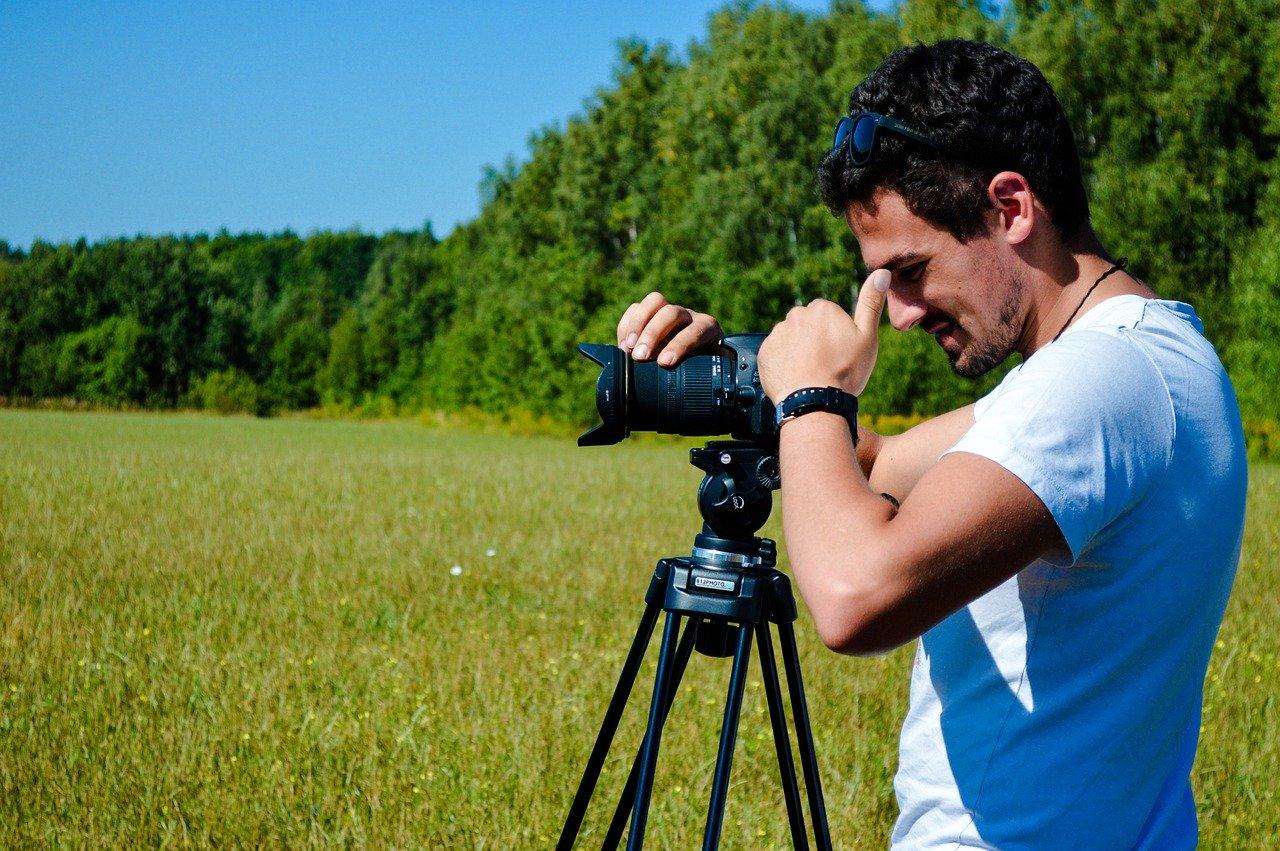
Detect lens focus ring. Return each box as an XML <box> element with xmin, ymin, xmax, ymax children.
<box><xmin>674</xmin><ymin>358</ymin><xmax>715</xmax><ymax>428</ymax></box>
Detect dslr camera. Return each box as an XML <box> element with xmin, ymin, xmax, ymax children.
<box><xmin>577</xmin><ymin>334</ymin><xmax>775</xmax><ymax>446</ymax></box>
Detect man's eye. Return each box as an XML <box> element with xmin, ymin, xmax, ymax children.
<box><xmin>899</xmin><ymin>262</ymin><xmax>927</xmax><ymax>283</ymax></box>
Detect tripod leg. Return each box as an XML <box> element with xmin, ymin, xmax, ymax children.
<box><xmin>603</xmin><ymin>618</ymin><xmax>699</xmax><ymax>850</ymax></box>
<box><xmin>757</xmin><ymin>620</ymin><xmax>809</xmax><ymax>849</ymax></box>
<box><xmin>701</xmin><ymin>623</ymin><xmax>753</xmax><ymax>851</ymax></box>
<box><xmin>778</xmin><ymin>621</ymin><xmax>833</xmax><ymax>851</ymax></box>
<box><xmin>627</xmin><ymin>610</ymin><xmax>683</xmax><ymax>851</ymax></box>
<box><xmin>557</xmin><ymin>602</ymin><xmax>662</xmax><ymax>850</ymax></box>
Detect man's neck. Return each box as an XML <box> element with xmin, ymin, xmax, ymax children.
<box><xmin>1018</xmin><ymin>228</ymin><xmax>1155</xmax><ymax>357</ymax></box>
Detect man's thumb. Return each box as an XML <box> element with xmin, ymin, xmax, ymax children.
<box><xmin>853</xmin><ymin>268</ymin><xmax>890</xmax><ymax>335</ymax></box>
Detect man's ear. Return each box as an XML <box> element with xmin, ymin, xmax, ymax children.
<box><xmin>988</xmin><ymin>171</ymin><xmax>1035</xmax><ymax>246</ymax></box>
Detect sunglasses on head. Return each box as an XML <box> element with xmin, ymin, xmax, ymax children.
<box><xmin>831</xmin><ymin>111</ymin><xmax>941</xmax><ymax>166</ymax></box>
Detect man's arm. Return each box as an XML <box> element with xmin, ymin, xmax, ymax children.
<box><xmin>753</xmin><ymin>272</ymin><xmax>1058</xmax><ymax>656</ymax></box>
<box><xmin>781</xmin><ymin>412</ymin><xmax>1062</xmax><ymax>655</ymax></box>
<box><xmin>856</xmin><ymin>403</ymin><xmax>976</xmax><ymax>501</ymax></box>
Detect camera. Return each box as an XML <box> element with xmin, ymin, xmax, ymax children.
<box><xmin>577</xmin><ymin>333</ymin><xmax>775</xmax><ymax>446</ymax></box>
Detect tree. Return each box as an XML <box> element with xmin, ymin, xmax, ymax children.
<box><xmin>0</xmin><ymin>0</ymin><xmax>1276</xmax><ymax>434</ymax></box>
<box><xmin>321</xmin><ymin>308</ymin><xmax>365</xmax><ymax>405</ymax></box>
<box><xmin>53</xmin><ymin>316</ymin><xmax>150</xmax><ymax>404</ymax></box>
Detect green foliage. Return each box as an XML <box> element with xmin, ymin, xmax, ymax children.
<box><xmin>53</xmin><ymin>316</ymin><xmax>150</xmax><ymax>405</ymax></box>
<box><xmin>1225</xmin><ymin>221</ymin><xmax>1280</xmax><ymax>422</ymax></box>
<box><xmin>185</xmin><ymin>368</ymin><xmax>264</xmax><ymax>415</ymax></box>
<box><xmin>1</xmin><ymin>1</ymin><xmax>1279</xmax><ymax>422</ymax></box>
<box><xmin>267</xmin><ymin>320</ymin><xmax>328</xmax><ymax>411</ymax></box>
<box><xmin>321</xmin><ymin>309</ymin><xmax>365</xmax><ymax>405</ymax></box>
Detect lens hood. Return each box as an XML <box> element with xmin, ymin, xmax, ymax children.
<box><xmin>578</xmin><ymin>343</ymin><xmax>628</xmax><ymax>446</ymax></box>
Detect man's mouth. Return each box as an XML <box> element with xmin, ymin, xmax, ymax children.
<box><xmin>923</xmin><ymin>314</ymin><xmax>958</xmax><ymax>343</ymax></box>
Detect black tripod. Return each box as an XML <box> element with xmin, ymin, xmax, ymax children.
<box><xmin>558</xmin><ymin>441</ymin><xmax>833</xmax><ymax>850</ymax></box>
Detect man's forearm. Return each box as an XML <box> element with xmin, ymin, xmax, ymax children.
<box><xmin>780</xmin><ymin>412</ymin><xmax>896</xmax><ymax>651</ymax></box>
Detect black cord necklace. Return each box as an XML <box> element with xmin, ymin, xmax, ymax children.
<box><xmin>1050</xmin><ymin>257</ymin><xmax>1129</xmax><ymax>344</ymax></box>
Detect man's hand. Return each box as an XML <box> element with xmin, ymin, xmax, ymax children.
<box><xmin>759</xmin><ymin>269</ymin><xmax>890</xmax><ymax>402</ymax></box>
<box><xmin>616</xmin><ymin>291</ymin><xmax>723</xmax><ymax>366</ymax></box>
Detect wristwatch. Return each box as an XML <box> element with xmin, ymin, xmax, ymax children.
<box><xmin>774</xmin><ymin>386</ymin><xmax>858</xmax><ymax>443</ymax></box>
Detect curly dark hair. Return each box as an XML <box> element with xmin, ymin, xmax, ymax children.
<box><xmin>817</xmin><ymin>40</ymin><xmax>1089</xmax><ymax>243</ymax></box>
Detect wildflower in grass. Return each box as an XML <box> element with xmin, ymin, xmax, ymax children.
<box><xmin>450</xmin><ymin>565</ymin><xmax>463</xmax><ymax>576</ymax></box>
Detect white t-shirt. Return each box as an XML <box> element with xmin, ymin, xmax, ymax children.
<box><xmin>891</xmin><ymin>296</ymin><xmax>1247</xmax><ymax>850</ymax></box>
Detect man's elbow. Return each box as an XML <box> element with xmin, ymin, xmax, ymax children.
<box><xmin>810</xmin><ymin>578</ymin><xmax>911</xmax><ymax>657</ymax></box>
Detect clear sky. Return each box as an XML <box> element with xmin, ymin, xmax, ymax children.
<box><xmin>0</xmin><ymin>0</ymin><xmax>886</xmax><ymax>249</ymax></box>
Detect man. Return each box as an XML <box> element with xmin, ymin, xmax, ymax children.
<box><xmin>614</xmin><ymin>40</ymin><xmax>1247</xmax><ymax>849</ymax></box>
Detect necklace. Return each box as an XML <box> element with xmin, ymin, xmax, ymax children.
<box><xmin>1050</xmin><ymin>257</ymin><xmax>1129</xmax><ymax>344</ymax></box>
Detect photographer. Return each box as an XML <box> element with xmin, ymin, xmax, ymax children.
<box><xmin>614</xmin><ymin>40</ymin><xmax>1246</xmax><ymax>850</ymax></box>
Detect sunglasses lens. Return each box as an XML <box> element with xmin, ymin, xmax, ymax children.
<box><xmin>851</xmin><ymin>115</ymin><xmax>877</xmax><ymax>162</ymax></box>
<box><xmin>832</xmin><ymin>117</ymin><xmax>852</xmax><ymax>153</ymax></box>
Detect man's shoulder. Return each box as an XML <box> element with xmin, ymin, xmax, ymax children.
<box><xmin>979</xmin><ymin>320</ymin><xmax>1173</xmax><ymax>430</ymax></box>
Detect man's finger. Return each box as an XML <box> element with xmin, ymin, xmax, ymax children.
<box><xmin>656</xmin><ymin>314</ymin><xmax>717</xmax><ymax>366</ymax></box>
<box><xmin>633</xmin><ymin>303</ymin><xmax>690</xmax><ymax>360</ymax></box>
<box><xmin>853</xmin><ymin>268</ymin><xmax>891</xmax><ymax>335</ymax></box>
<box><xmin>617</xmin><ymin>291</ymin><xmax>667</xmax><ymax>350</ymax></box>
<box><xmin>617</xmin><ymin>302</ymin><xmax>641</xmax><ymax>347</ymax></box>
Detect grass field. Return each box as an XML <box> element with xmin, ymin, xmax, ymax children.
<box><xmin>0</xmin><ymin>410</ymin><xmax>1276</xmax><ymax>847</ymax></box>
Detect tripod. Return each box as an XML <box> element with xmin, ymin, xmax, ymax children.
<box><xmin>558</xmin><ymin>441</ymin><xmax>833</xmax><ymax>850</ymax></box>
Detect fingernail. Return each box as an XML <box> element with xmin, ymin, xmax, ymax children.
<box><xmin>871</xmin><ymin>269</ymin><xmax>891</xmax><ymax>292</ymax></box>
<box><xmin>658</xmin><ymin>351</ymin><xmax>675</xmax><ymax>366</ymax></box>
<box><xmin>623</xmin><ymin>333</ymin><xmax>638</xmax><ymax>351</ymax></box>
<box><xmin>632</xmin><ymin>343</ymin><xmax>649</xmax><ymax>360</ymax></box>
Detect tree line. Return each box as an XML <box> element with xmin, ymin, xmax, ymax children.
<box><xmin>1</xmin><ymin>0</ymin><xmax>1277</xmax><ymax>433</ymax></box>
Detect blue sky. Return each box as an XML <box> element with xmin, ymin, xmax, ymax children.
<box><xmin>0</xmin><ymin>0</ymin><xmax>899</xmax><ymax>249</ymax></box>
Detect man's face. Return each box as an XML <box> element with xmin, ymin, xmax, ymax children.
<box><xmin>847</xmin><ymin>191</ymin><xmax>1024</xmax><ymax>378</ymax></box>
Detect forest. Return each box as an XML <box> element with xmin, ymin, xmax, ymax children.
<box><xmin>1</xmin><ymin>0</ymin><xmax>1277</xmax><ymax>445</ymax></box>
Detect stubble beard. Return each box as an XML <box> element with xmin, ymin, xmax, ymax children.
<box><xmin>948</xmin><ymin>287</ymin><xmax>1022</xmax><ymax>379</ymax></box>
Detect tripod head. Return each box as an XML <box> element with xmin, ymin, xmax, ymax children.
<box><xmin>688</xmin><ymin>440</ymin><xmax>780</xmax><ymax>574</ymax></box>
<box><xmin>692</xmin><ymin>440</ymin><xmax>779</xmax><ymax>540</ymax></box>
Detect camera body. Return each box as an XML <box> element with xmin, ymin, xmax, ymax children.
<box><xmin>578</xmin><ymin>333</ymin><xmax>776</xmax><ymax>446</ymax></box>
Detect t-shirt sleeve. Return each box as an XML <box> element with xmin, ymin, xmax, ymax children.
<box><xmin>943</xmin><ymin>329</ymin><xmax>1176</xmax><ymax>561</ymax></box>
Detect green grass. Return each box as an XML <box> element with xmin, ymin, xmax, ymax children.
<box><xmin>0</xmin><ymin>410</ymin><xmax>1275</xmax><ymax>847</ymax></box>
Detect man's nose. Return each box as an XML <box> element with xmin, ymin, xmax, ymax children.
<box><xmin>886</xmin><ymin>291</ymin><xmax>928</xmax><ymax>332</ymax></box>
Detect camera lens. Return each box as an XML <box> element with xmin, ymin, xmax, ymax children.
<box><xmin>577</xmin><ymin>334</ymin><xmax>771</xmax><ymax>446</ymax></box>
<box><xmin>630</xmin><ymin>354</ymin><xmax>722</xmax><ymax>435</ymax></box>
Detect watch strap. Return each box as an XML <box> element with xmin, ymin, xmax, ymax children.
<box><xmin>774</xmin><ymin>386</ymin><xmax>858</xmax><ymax>442</ymax></box>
